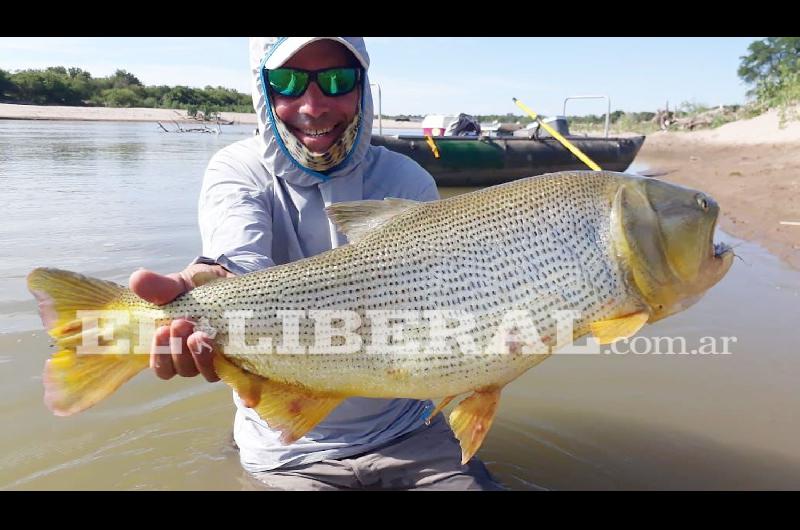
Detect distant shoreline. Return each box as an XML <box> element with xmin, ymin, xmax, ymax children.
<box><xmin>0</xmin><ymin>103</ymin><xmax>422</xmax><ymax>129</ymax></box>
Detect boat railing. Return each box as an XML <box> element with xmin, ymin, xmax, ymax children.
<box><xmin>371</xmin><ymin>83</ymin><xmax>382</xmax><ymax>136</ymax></box>
<box><xmin>563</xmin><ymin>95</ymin><xmax>611</xmax><ymax>138</ymax></box>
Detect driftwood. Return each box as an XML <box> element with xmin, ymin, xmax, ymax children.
<box><xmin>652</xmin><ymin>109</ymin><xmax>675</xmax><ymax>130</ymax></box>
<box><xmin>661</xmin><ymin>105</ymin><xmax>740</xmax><ymax>131</ymax></box>
<box><xmin>157</xmin><ymin>121</ymin><xmax>221</xmax><ymax>134</ymax></box>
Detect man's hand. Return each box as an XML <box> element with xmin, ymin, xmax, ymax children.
<box><xmin>129</xmin><ymin>263</ymin><xmax>235</xmax><ymax>382</ymax></box>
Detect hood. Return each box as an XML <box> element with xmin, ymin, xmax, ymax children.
<box><xmin>249</xmin><ymin>37</ymin><xmax>375</xmax><ymax>188</ymax></box>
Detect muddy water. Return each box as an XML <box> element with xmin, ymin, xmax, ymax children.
<box><xmin>2</xmin><ymin>121</ymin><xmax>799</xmax><ymax>490</ymax></box>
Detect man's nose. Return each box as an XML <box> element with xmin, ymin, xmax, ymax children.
<box><xmin>297</xmin><ymin>81</ymin><xmax>330</xmax><ymax>119</ymax></box>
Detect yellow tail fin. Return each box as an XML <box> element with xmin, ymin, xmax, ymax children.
<box><xmin>28</xmin><ymin>268</ymin><xmax>153</xmax><ymax>416</ymax></box>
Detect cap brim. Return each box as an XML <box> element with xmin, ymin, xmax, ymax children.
<box><xmin>264</xmin><ymin>37</ymin><xmax>369</xmax><ymax>70</ymax></box>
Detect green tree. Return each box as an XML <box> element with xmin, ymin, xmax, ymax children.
<box><xmin>0</xmin><ymin>68</ymin><xmax>13</xmax><ymax>99</ymax></box>
<box><xmin>0</xmin><ymin>65</ymin><xmax>253</xmax><ymax>112</ymax></box>
<box><xmin>102</xmin><ymin>87</ymin><xmax>141</xmax><ymax>107</ymax></box>
<box><xmin>46</xmin><ymin>66</ymin><xmax>68</xmax><ymax>76</ymax></box>
<box><xmin>68</xmin><ymin>67</ymin><xmax>90</xmax><ymax>79</ymax></box>
<box><xmin>610</xmin><ymin>110</ymin><xmax>625</xmax><ymax>122</ymax></box>
<box><xmin>66</xmin><ymin>67</ymin><xmax>93</xmax><ymax>102</ymax></box>
<box><xmin>739</xmin><ymin>37</ymin><xmax>800</xmax><ymax>121</ymax></box>
<box><xmin>162</xmin><ymin>85</ymin><xmax>199</xmax><ymax>108</ymax></box>
<box><xmin>109</xmin><ymin>69</ymin><xmax>143</xmax><ymax>89</ymax></box>
<box><xmin>738</xmin><ymin>37</ymin><xmax>800</xmax><ymax>92</ymax></box>
<box><xmin>11</xmin><ymin>68</ymin><xmax>81</xmax><ymax>104</ymax></box>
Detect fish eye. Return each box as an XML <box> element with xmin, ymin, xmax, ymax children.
<box><xmin>695</xmin><ymin>194</ymin><xmax>709</xmax><ymax>211</ymax></box>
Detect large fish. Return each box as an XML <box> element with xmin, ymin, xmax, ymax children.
<box><xmin>27</xmin><ymin>171</ymin><xmax>733</xmax><ymax>464</ymax></box>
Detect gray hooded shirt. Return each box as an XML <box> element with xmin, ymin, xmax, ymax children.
<box><xmin>197</xmin><ymin>37</ymin><xmax>439</xmax><ymax>472</ymax></box>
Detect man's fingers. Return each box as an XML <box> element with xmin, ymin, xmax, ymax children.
<box><xmin>151</xmin><ymin>325</ymin><xmax>176</xmax><ymax>380</ymax></box>
<box><xmin>130</xmin><ymin>269</ymin><xmax>189</xmax><ymax>305</ymax></box>
<box><xmin>170</xmin><ymin>319</ymin><xmax>199</xmax><ymax>377</ymax></box>
<box><xmin>134</xmin><ymin>264</ymin><xmax>233</xmax><ymax>382</ymax></box>
<box><xmin>187</xmin><ymin>332</ymin><xmax>220</xmax><ymax>382</ymax></box>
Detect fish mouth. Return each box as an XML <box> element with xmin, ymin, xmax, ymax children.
<box><xmin>709</xmin><ymin>211</ymin><xmax>733</xmax><ymax>260</ymax></box>
<box><xmin>714</xmin><ymin>241</ymin><xmax>733</xmax><ymax>258</ymax></box>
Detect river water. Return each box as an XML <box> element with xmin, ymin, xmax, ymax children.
<box><xmin>1</xmin><ymin>120</ymin><xmax>798</xmax><ymax>490</ymax></box>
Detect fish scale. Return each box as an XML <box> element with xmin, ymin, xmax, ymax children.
<box><xmin>158</xmin><ymin>171</ymin><xmax>639</xmax><ymax>397</ymax></box>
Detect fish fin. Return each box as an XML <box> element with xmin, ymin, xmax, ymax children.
<box><xmin>424</xmin><ymin>395</ymin><xmax>456</xmax><ymax>425</ymax></box>
<box><xmin>214</xmin><ymin>355</ymin><xmax>345</xmax><ymax>444</ymax></box>
<box><xmin>28</xmin><ymin>268</ymin><xmax>128</xmax><ymax>332</ymax></box>
<box><xmin>213</xmin><ymin>354</ymin><xmax>266</xmax><ymax>408</ymax></box>
<box><xmin>44</xmin><ymin>350</ymin><xmax>150</xmax><ymax>416</ymax></box>
<box><xmin>325</xmin><ymin>198</ymin><xmax>420</xmax><ymax>243</ymax></box>
<box><xmin>590</xmin><ymin>310</ymin><xmax>649</xmax><ymax>345</ymax></box>
<box><xmin>448</xmin><ymin>388</ymin><xmax>502</xmax><ymax>465</ymax></box>
<box><xmin>27</xmin><ymin>268</ymin><xmax>151</xmax><ymax>416</ymax></box>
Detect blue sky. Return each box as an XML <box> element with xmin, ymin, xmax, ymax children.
<box><xmin>0</xmin><ymin>37</ymin><xmax>758</xmax><ymax>116</ymax></box>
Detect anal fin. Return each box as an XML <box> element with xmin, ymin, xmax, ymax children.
<box><xmin>448</xmin><ymin>388</ymin><xmax>502</xmax><ymax>465</ymax></box>
<box><xmin>214</xmin><ymin>355</ymin><xmax>344</xmax><ymax>444</ymax></box>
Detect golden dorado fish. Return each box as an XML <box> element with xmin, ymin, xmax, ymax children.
<box><xmin>27</xmin><ymin>171</ymin><xmax>733</xmax><ymax>464</ymax></box>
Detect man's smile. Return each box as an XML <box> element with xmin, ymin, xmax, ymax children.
<box><xmin>287</xmin><ymin>121</ymin><xmax>345</xmax><ymax>151</ymax></box>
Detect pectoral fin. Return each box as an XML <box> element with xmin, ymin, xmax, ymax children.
<box><xmin>213</xmin><ymin>355</ymin><xmax>344</xmax><ymax>444</ymax></box>
<box><xmin>590</xmin><ymin>310</ymin><xmax>649</xmax><ymax>345</ymax></box>
<box><xmin>448</xmin><ymin>388</ymin><xmax>502</xmax><ymax>465</ymax></box>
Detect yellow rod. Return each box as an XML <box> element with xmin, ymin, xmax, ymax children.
<box><xmin>513</xmin><ymin>97</ymin><xmax>602</xmax><ymax>171</ymax></box>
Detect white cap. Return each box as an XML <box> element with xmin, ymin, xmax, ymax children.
<box><xmin>262</xmin><ymin>37</ymin><xmax>370</xmax><ymax>70</ymax></box>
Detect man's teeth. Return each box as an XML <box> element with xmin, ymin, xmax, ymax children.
<box><xmin>301</xmin><ymin>126</ymin><xmax>335</xmax><ymax>137</ymax></box>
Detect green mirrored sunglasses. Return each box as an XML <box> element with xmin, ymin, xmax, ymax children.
<box><xmin>266</xmin><ymin>67</ymin><xmax>361</xmax><ymax>98</ymax></box>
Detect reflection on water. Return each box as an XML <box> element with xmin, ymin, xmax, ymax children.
<box><xmin>1</xmin><ymin>121</ymin><xmax>799</xmax><ymax>490</ymax></box>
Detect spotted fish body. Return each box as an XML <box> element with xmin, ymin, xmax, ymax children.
<box><xmin>164</xmin><ymin>171</ymin><xmax>642</xmax><ymax>396</ymax></box>
<box><xmin>29</xmin><ymin>170</ymin><xmax>732</xmax><ymax>463</ymax></box>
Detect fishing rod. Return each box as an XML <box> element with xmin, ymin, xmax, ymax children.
<box><xmin>513</xmin><ymin>97</ymin><xmax>602</xmax><ymax>171</ymax></box>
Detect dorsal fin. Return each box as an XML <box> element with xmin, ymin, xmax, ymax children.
<box><xmin>325</xmin><ymin>198</ymin><xmax>420</xmax><ymax>243</ymax></box>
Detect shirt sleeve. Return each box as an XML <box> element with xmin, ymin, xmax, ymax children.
<box><xmin>196</xmin><ymin>145</ymin><xmax>276</xmax><ymax>275</ymax></box>
<box><xmin>396</xmin><ymin>155</ymin><xmax>441</xmax><ymax>202</ymax></box>
<box><xmin>416</xmin><ymin>180</ymin><xmax>440</xmax><ymax>202</ymax></box>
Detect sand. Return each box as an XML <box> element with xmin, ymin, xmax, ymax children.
<box><xmin>0</xmin><ymin>103</ymin><xmax>257</xmax><ymax>124</ymax></box>
<box><xmin>638</xmin><ymin>108</ymin><xmax>800</xmax><ymax>270</ymax></box>
<box><xmin>0</xmin><ymin>103</ymin><xmax>421</xmax><ymax>129</ymax></box>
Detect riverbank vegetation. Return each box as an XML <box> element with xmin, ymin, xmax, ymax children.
<box><xmin>738</xmin><ymin>37</ymin><xmax>800</xmax><ymax>125</ymax></box>
<box><xmin>0</xmin><ymin>67</ymin><xmax>251</xmax><ymax>118</ymax></box>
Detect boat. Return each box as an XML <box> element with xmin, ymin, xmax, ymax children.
<box><xmin>371</xmin><ymin>133</ymin><xmax>645</xmax><ymax>187</ymax></box>
<box><xmin>370</xmin><ymin>94</ymin><xmax>644</xmax><ymax>187</ymax></box>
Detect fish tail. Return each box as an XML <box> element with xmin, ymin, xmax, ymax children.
<box><xmin>27</xmin><ymin>268</ymin><xmax>154</xmax><ymax>416</ymax></box>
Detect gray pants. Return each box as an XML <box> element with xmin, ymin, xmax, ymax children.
<box><xmin>243</xmin><ymin>414</ymin><xmax>506</xmax><ymax>490</ymax></box>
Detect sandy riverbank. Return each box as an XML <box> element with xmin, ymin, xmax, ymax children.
<box><xmin>637</xmin><ymin>108</ymin><xmax>800</xmax><ymax>270</ymax></box>
<box><xmin>0</xmin><ymin>103</ymin><xmax>421</xmax><ymax>129</ymax></box>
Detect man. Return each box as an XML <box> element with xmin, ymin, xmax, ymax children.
<box><xmin>130</xmin><ymin>37</ymin><xmax>504</xmax><ymax>490</ymax></box>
